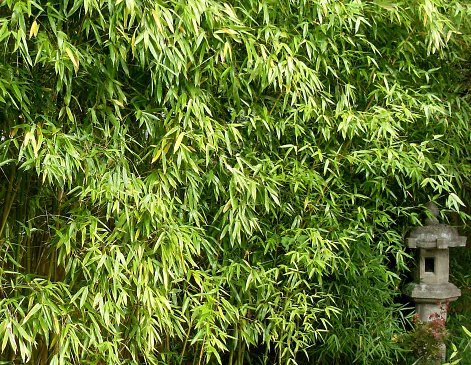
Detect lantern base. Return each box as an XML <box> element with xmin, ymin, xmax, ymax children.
<box><xmin>404</xmin><ymin>282</ymin><xmax>460</xmax><ymax>323</ymax></box>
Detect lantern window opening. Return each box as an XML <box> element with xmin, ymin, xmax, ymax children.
<box><xmin>424</xmin><ymin>257</ymin><xmax>435</xmax><ymax>273</ymax></box>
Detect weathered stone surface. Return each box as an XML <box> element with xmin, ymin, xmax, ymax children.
<box><xmin>404</xmin><ymin>282</ymin><xmax>461</xmax><ymax>302</ymax></box>
<box><xmin>407</xmin><ymin>224</ymin><xmax>466</xmax><ymax>249</ymax></box>
<box><xmin>416</xmin><ymin>303</ymin><xmax>447</xmax><ymax>323</ymax></box>
<box><xmin>424</xmin><ymin>201</ymin><xmax>440</xmax><ymax>225</ymax></box>
<box><xmin>416</xmin><ymin>249</ymin><xmax>449</xmax><ymax>284</ymax></box>
<box><xmin>403</xmin><ymin>202</ymin><xmax>466</xmax><ymax>327</ymax></box>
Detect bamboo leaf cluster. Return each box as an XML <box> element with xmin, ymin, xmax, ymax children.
<box><xmin>1</xmin><ymin>0</ymin><xmax>471</xmax><ymax>364</ymax></box>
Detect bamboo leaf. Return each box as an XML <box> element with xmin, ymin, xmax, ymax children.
<box><xmin>29</xmin><ymin>20</ymin><xmax>39</xmax><ymax>39</ymax></box>
<box><xmin>65</xmin><ymin>46</ymin><xmax>79</xmax><ymax>72</ymax></box>
<box><xmin>174</xmin><ymin>132</ymin><xmax>185</xmax><ymax>153</ymax></box>
<box><xmin>22</xmin><ymin>304</ymin><xmax>41</xmax><ymax>324</ymax></box>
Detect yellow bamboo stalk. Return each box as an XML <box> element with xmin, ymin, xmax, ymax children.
<box><xmin>0</xmin><ymin>170</ymin><xmax>21</xmax><ymax>242</ymax></box>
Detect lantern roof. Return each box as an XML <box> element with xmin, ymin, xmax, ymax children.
<box><xmin>406</xmin><ymin>202</ymin><xmax>466</xmax><ymax>249</ymax></box>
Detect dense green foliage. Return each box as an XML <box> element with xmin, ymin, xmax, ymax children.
<box><xmin>448</xmin><ymin>247</ymin><xmax>471</xmax><ymax>364</ymax></box>
<box><xmin>1</xmin><ymin>0</ymin><xmax>471</xmax><ymax>363</ymax></box>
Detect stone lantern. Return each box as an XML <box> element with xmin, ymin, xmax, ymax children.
<box><xmin>404</xmin><ymin>202</ymin><xmax>466</xmax><ymax>323</ymax></box>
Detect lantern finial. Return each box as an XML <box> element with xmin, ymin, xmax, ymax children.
<box><xmin>425</xmin><ymin>202</ymin><xmax>439</xmax><ymax>225</ymax></box>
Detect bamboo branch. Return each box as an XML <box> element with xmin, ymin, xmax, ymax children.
<box><xmin>0</xmin><ymin>170</ymin><xmax>21</xmax><ymax>242</ymax></box>
<box><xmin>180</xmin><ymin>319</ymin><xmax>192</xmax><ymax>364</ymax></box>
<box><xmin>197</xmin><ymin>336</ymin><xmax>206</xmax><ymax>365</ymax></box>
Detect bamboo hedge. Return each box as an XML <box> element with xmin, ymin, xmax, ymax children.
<box><xmin>1</xmin><ymin>0</ymin><xmax>471</xmax><ymax>364</ymax></box>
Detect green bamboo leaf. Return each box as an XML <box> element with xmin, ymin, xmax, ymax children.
<box><xmin>80</xmin><ymin>286</ymin><xmax>89</xmax><ymax>308</ymax></box>
<box><xmin>174</xmin><ymin>132</ymin><xmax>185</xmax><ymax>153</ymax></box>
<box><xmin>12</xmin><ymin>321</ymin><xmax>31</xmax><ymax>342</ymax></box>
<box><xmin>65</xmin><ymin>47</ymin><xmax>79</xmax><ymax>72</ymax></box>
<box><xmin>21</xmin><ymin>304</ymin><xmax>41</xmax><ymax>325</ymax></box>
<box><xmin>6</xmin><ymin>322</ymin><xmax>17</xmax><ymax>352</ymax></box>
